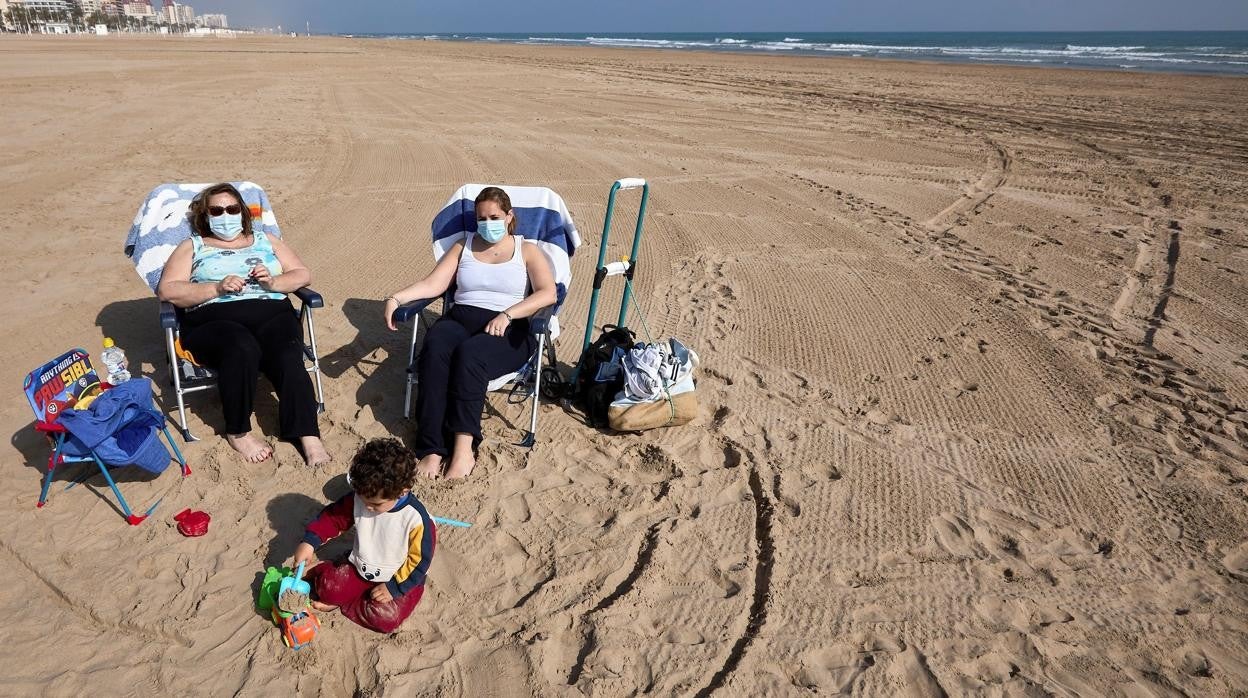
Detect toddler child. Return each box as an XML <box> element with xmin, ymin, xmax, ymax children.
<box><xmin>293</xmin><ymin>438</ymin><xmax>436</xmax><ymax>633</ymax></box>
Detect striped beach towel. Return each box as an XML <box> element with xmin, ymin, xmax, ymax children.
<box><xmin>431</xmin><ymin>184</ymin><xmax>580</xmax><ymax>338</ymax></box>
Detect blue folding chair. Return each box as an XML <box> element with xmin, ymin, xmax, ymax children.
<box><xmin>391</xmin><ymin>184</ymin><xmax>580</xmax><ymax>447</ymax></box>
<box><xmin>123</xmin><ymin>182</ymin><xmax>327</xmax><ymax>441</ymax></box>
<box><xmin>24</xmin><ymin>350</ymin><xmax>188</xmax><ymax>525</ymax></box>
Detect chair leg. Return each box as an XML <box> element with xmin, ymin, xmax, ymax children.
<box><xmin>167</xmin><ymin>327</ymin><xmax>198</xmax><ymax>442</ymax></box>
<box><xmin>162</xmin><ymin>423</ymin><xmax>191</xmax><ymax>476</ymax></box>
<box><xmin>519</xmin><ymin>333</ymin><xmax>546</xmax><ymax>448</ymax></box>
<box><xmin>89</xmin><ymin>451</ymin><xmax>139</xmax><ymax>523</ymax></box>
<box><xmin>404</xmin><ymin>313</ymin><xmax>422</xmax><ymax>419</ymax></box>
<box><xmin>302</xmin><ymin>304</ymin><xmax>326</xmax><ymax>414</ymax></box>
<box><xmin>37</xmin><ymin>434</ymin><xmax>63</xmax><ymax>508</ymax></box>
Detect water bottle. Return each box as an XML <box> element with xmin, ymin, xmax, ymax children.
<box><xmin>101</xmin><ymin>337</ymin><xmax>131</xmax><ymax>384</ymax></box>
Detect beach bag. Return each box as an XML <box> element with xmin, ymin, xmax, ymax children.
<box><xmin>573</xmin><ymin>325</ymin><xmax>636</xmax><ymax>427</ymax></box>
<box><xmin>608</xmin><ymin>373</ymin><xmax>698</xmax><ymax>431</ymax></box>
<box><xmin>608</xmin><ymin>338</ymin><xmax>700</xmax><ymax>431</ymax></box>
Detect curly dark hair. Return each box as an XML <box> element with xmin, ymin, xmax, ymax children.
<box><xmin>188</xmin><ymin>182</ymin><xmax>254</xmax><ymax>239</ymax></box>
<box><xmin>348</xmin><ymin>438</ymin><xmax>417</xmax><ymax>499</ymax></box>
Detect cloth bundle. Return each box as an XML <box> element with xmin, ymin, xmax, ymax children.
<box><xmin>56</xmin><ymin>378</ymin><xmax>172</xmax><ymax>474</ymax></box>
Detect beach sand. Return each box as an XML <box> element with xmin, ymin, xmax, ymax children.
<box><xmin>2</xmin><ymin>35</ymin><xmax>1247</xmax><ymax>695</ymax></box>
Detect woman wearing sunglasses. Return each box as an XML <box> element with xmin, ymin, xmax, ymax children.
<box><xmin>157</xmin><ymin>183</ymin><xmax>330</xmax><ymax>466</ymax></box>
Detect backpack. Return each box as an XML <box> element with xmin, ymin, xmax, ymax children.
<box><xmin>572</xmin><ymin>324</ymin><xmax>636</xmax><ymax>427</ymax></box>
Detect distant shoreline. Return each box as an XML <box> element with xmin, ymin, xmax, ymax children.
<box><xmin>333</xmin><ymin>30</ymin><xmax>1248</xmax><ymax>77</ymax></box>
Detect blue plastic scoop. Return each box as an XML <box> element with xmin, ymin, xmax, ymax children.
<box><xmin>277</xmin><ymin>561</ymin><xmax>311</xmax><ymax>612</ymax></box>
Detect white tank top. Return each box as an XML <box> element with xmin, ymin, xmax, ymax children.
<box><xmin>453</xmin><ymin>233</ymin><xmax>529</xmax><ymax>312</ymax></box>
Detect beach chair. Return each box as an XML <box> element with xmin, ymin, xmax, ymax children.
<box><xmin>24</xmin><ymin>349</ymin><xmax>189</xmax><ymax>525</ymax></box>
<box><xmin>391</xmin><ymin>184</ymin><xmax>580</xmax><ymax>447</ymax></box>
<box><xmin>124</xmin><ymin>182</ymin><xmax>326</xmax><ymax>442</ymax></box>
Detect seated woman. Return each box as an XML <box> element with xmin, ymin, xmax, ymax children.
<box><xmin>384</xmin><ymin>187</ymin><xmax>556</xmax><ymax>479</ymax></box>
<box><xmin>157</xmin><ymin>183</ymin><xmax>330</xmax><ymax>466</ymax></box>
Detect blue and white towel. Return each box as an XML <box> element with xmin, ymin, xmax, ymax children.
<box><xmin>431</xmin><ymin>184</ymin><xmax>580</xmax><ymax>338</ymax></box>
<box><xmin>124</xmin><ymin>181</ymin><xmax>282</xmax><ymax>293</ymax></box>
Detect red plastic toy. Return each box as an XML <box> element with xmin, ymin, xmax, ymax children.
<box><xmin>173</xmin><ymin>509</ymin><xmax>210</xmax><ymax>537</ymax></box>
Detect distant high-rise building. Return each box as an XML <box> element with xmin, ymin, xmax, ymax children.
<box><xmin>198</xmin><ymin>12</ymin><xmax>225</xmax><ymax>28</ymax></box>
<box><xmin>163</xmin><ymin>1</ymin><xmax>189</xmax><ymax>24</ymax></box>
<box><xmin>79</xmin><ymin>0</ymin><xmax>105</xmax><ymax>13</ymax></box>
<box><xmin>122</xmin><ymin>0</ymin><xmax>153</xmax><ymax>18</ymax></box>
<box><xmin>15</xmin><ymin>0</ymin><xmax>74</xmax><ymax>12</ymax></box>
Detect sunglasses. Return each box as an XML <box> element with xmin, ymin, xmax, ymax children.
<box><xmin>207</xmin><ymin>204</ymin><xmax>243</xmax><ymax>217</ymax></box>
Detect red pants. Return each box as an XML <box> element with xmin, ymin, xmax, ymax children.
<box><xmin>309</xmin><ymin>560</ymin><xmax>425</xmax><ymax>634</ymax></box>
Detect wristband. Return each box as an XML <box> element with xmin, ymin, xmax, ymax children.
<box><xmin>502</xmin><ymin>311</ymin><xmax>514</xmax><ymax>322</ymax></box>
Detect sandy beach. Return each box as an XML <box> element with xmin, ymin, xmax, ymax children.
<box><xmin>2</xmin><ymin>35</ymin><xmax>1247</xmax><ymax>695</ymax></box>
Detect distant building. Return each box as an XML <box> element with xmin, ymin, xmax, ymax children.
<box><xmin>11</xmin><ymin>0</ymin><xmax>73</xmax><ymax>31</ymax></box>
<box><xmin>197</xmin><ymin>12</ymin><xmax>225</xmax><ymax>28</ymax></box>
<box><xmin>163</xmin><ymin>2</ymin><xmax>190</xmax><ymax>24</ymax></box>
<box><xmin>122</xmin><ymin>1</ymin><xmax>153</xmax><ymax>19</ymax></box>
<box><xmin>15</xmin><ymin>0</ymin><xmax>73</xmax><ymax>12</ymax></box>
<box><xmin>78</xmin><ymin>0</ymin><xmax>104</xmax><ymax>13</ymax></box>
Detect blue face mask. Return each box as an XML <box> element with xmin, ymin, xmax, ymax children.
<box><xmin>477</xmin><ymin>218</ymin><xmax>508</xmax><ymax>243</ymax></box>
<box><xmin>208</xmin><ymin>213</ymin><xmax>244</xmax><ymax>240</ymax></box>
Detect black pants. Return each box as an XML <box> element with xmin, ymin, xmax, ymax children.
<box><xmin>181</xmin><ymin>298</ymin><xmax>319</xmax><ymax>439</ymax></box>
<box><xmin>415</xmin><ymin>304</ymin><xmax>534</xmax><ymax>459</ymax></box>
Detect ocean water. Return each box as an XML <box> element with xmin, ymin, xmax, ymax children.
<box><xmin>355</xmin><ymin>31</ymin><xmax>1248</xmax><ymax>76</ymax></box>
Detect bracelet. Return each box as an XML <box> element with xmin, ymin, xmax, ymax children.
<box><xmin>386</xmin><ymin>295</ymin><xmax>399</xmax><ymax>304</ymax></box>
<box><xmin>502</xmin><ymin>311</ymin><xmax>514</xmax><ymax>322</ymax></box>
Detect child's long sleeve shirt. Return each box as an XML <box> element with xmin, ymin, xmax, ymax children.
<box><xmin>303</xmin><ymin>492</ymin><xmax>436</xmax><ymax>598</ymax></box>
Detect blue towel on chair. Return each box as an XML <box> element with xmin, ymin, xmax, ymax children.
<box><xmin>57</xmin><ymin>378</ymin><xmax>171</xmax><ymax>474</ymax></box>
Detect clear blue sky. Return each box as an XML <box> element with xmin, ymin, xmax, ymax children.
<box><xmin>200</xmin><ymin>0</ymin><xmax>1248</xmax><ymax>33</ymax></box>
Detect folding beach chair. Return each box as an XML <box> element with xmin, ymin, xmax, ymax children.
<box><xmin>124</xmin><ymin>182</ymin><xmax>326</xmax><ymax>441</ymax></box>
<box><xmin>391</xmin><ymin>184</ymin><xmax>580</xmax><ymax>447</ymax></box>
<box><xmin>24</xmin><ymin>349</ymin><xmax>189</xmax><ymax>525</ymax></box>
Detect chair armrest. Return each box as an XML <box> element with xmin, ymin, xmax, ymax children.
<box><xmin>531</xmin><ymin>317</ymin><xmax>550</xmax><ymax>335</ymax></box>
<box><xmin>393</xmin><ymin>298</ymin><xmax>437</xmax><ymax>324</ymax></box>
<box><xmin>294</xmin><ymin>286</ymin><xmax>324</xmax><ymax>309</ymax></box>
<box><xmin>160</xmin><ymin>301</ymin><xmax>179</xmax><ymax>330</ymax></box>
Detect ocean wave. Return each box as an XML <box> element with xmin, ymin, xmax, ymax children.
<box><xmin>1066</xmin><ymin>44</ymin><xmax>1147</xmax><ymax>52</ymax></box>
<box><xmin>436</xmin><ymin>33</ymin><xmax>1248</xmax><ymax>74</ymax></box>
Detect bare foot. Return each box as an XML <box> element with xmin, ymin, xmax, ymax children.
<box><xmin>417</xmin><ymin>454</ymin><xmax>444</xmax><ymax>479</ymax></box>
<box><xmin>310</xmin><ymin>600</ymin><xmax>338</xmax><ymax>613</ymax></box>
<box><xmin>226</xmin><ymin>433</ymin><xmax>272</xmax><ymax>463</ymax></box>
<box><xmin>444</xmin><ymin>451</ymin><xmax>476</xmax><ymax>479</ymax></box>
<box><xmin>301</xmin><ymin>436</ymin><xmax>332</xmax><ymax>467</ymax></box>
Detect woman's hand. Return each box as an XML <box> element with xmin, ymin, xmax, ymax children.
<box><xmin>217</xmin><ymin>274</ymin><xmax>246</xmax><ymax>295</ymax></box>
<box><xmin>250</xmin><ymin>264</ymin><xmax>275</xmax><ymax>290</ymax></box>
<box><xmin>485</xmin><ymin>312</ymin><xmax>512</xmax><ymax>337</ymax></box>
<box><xmin>384</xmin><ymin>296</ymin><xmax>400</xmax><ymax>331</ymax></box>
<box><xmin>370</xmin><ymin>585</ymin><xmax>394</xmax><ymax>603</ymax></box>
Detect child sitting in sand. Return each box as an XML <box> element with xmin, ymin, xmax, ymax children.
<box><xmin>292</xmin><ymin>438</ymin><xmax>436</xmax><ymax>634</ymax></box>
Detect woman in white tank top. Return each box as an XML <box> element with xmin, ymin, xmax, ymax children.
<box><xmin>383</xmin><ymin>187</ymin><xmax>558</xmax><ymax>479</ymax></box>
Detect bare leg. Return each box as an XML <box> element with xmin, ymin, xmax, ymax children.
<box><xmin>310</xmin><ymin>600</ymin><xmax>338</xmax><ymax>613</ymax></box>
<box><xmin>226</xmin><ymin>433</ymin><xmax>272</xmax><ymax>463</ymax></box>
<box><xmin>300</xmin><ymin>435</ymin><xmax>332</xmax><ymax>467</ymax></box>
<box><xmin>444</xmin><ymin>433</ymin><xmax>476</xmax><ymax>479</ymax></box>
<box><xmin>417</xmin><ymin>453</ymin><xmax>444</xmax><ymax>479</ymax></box>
